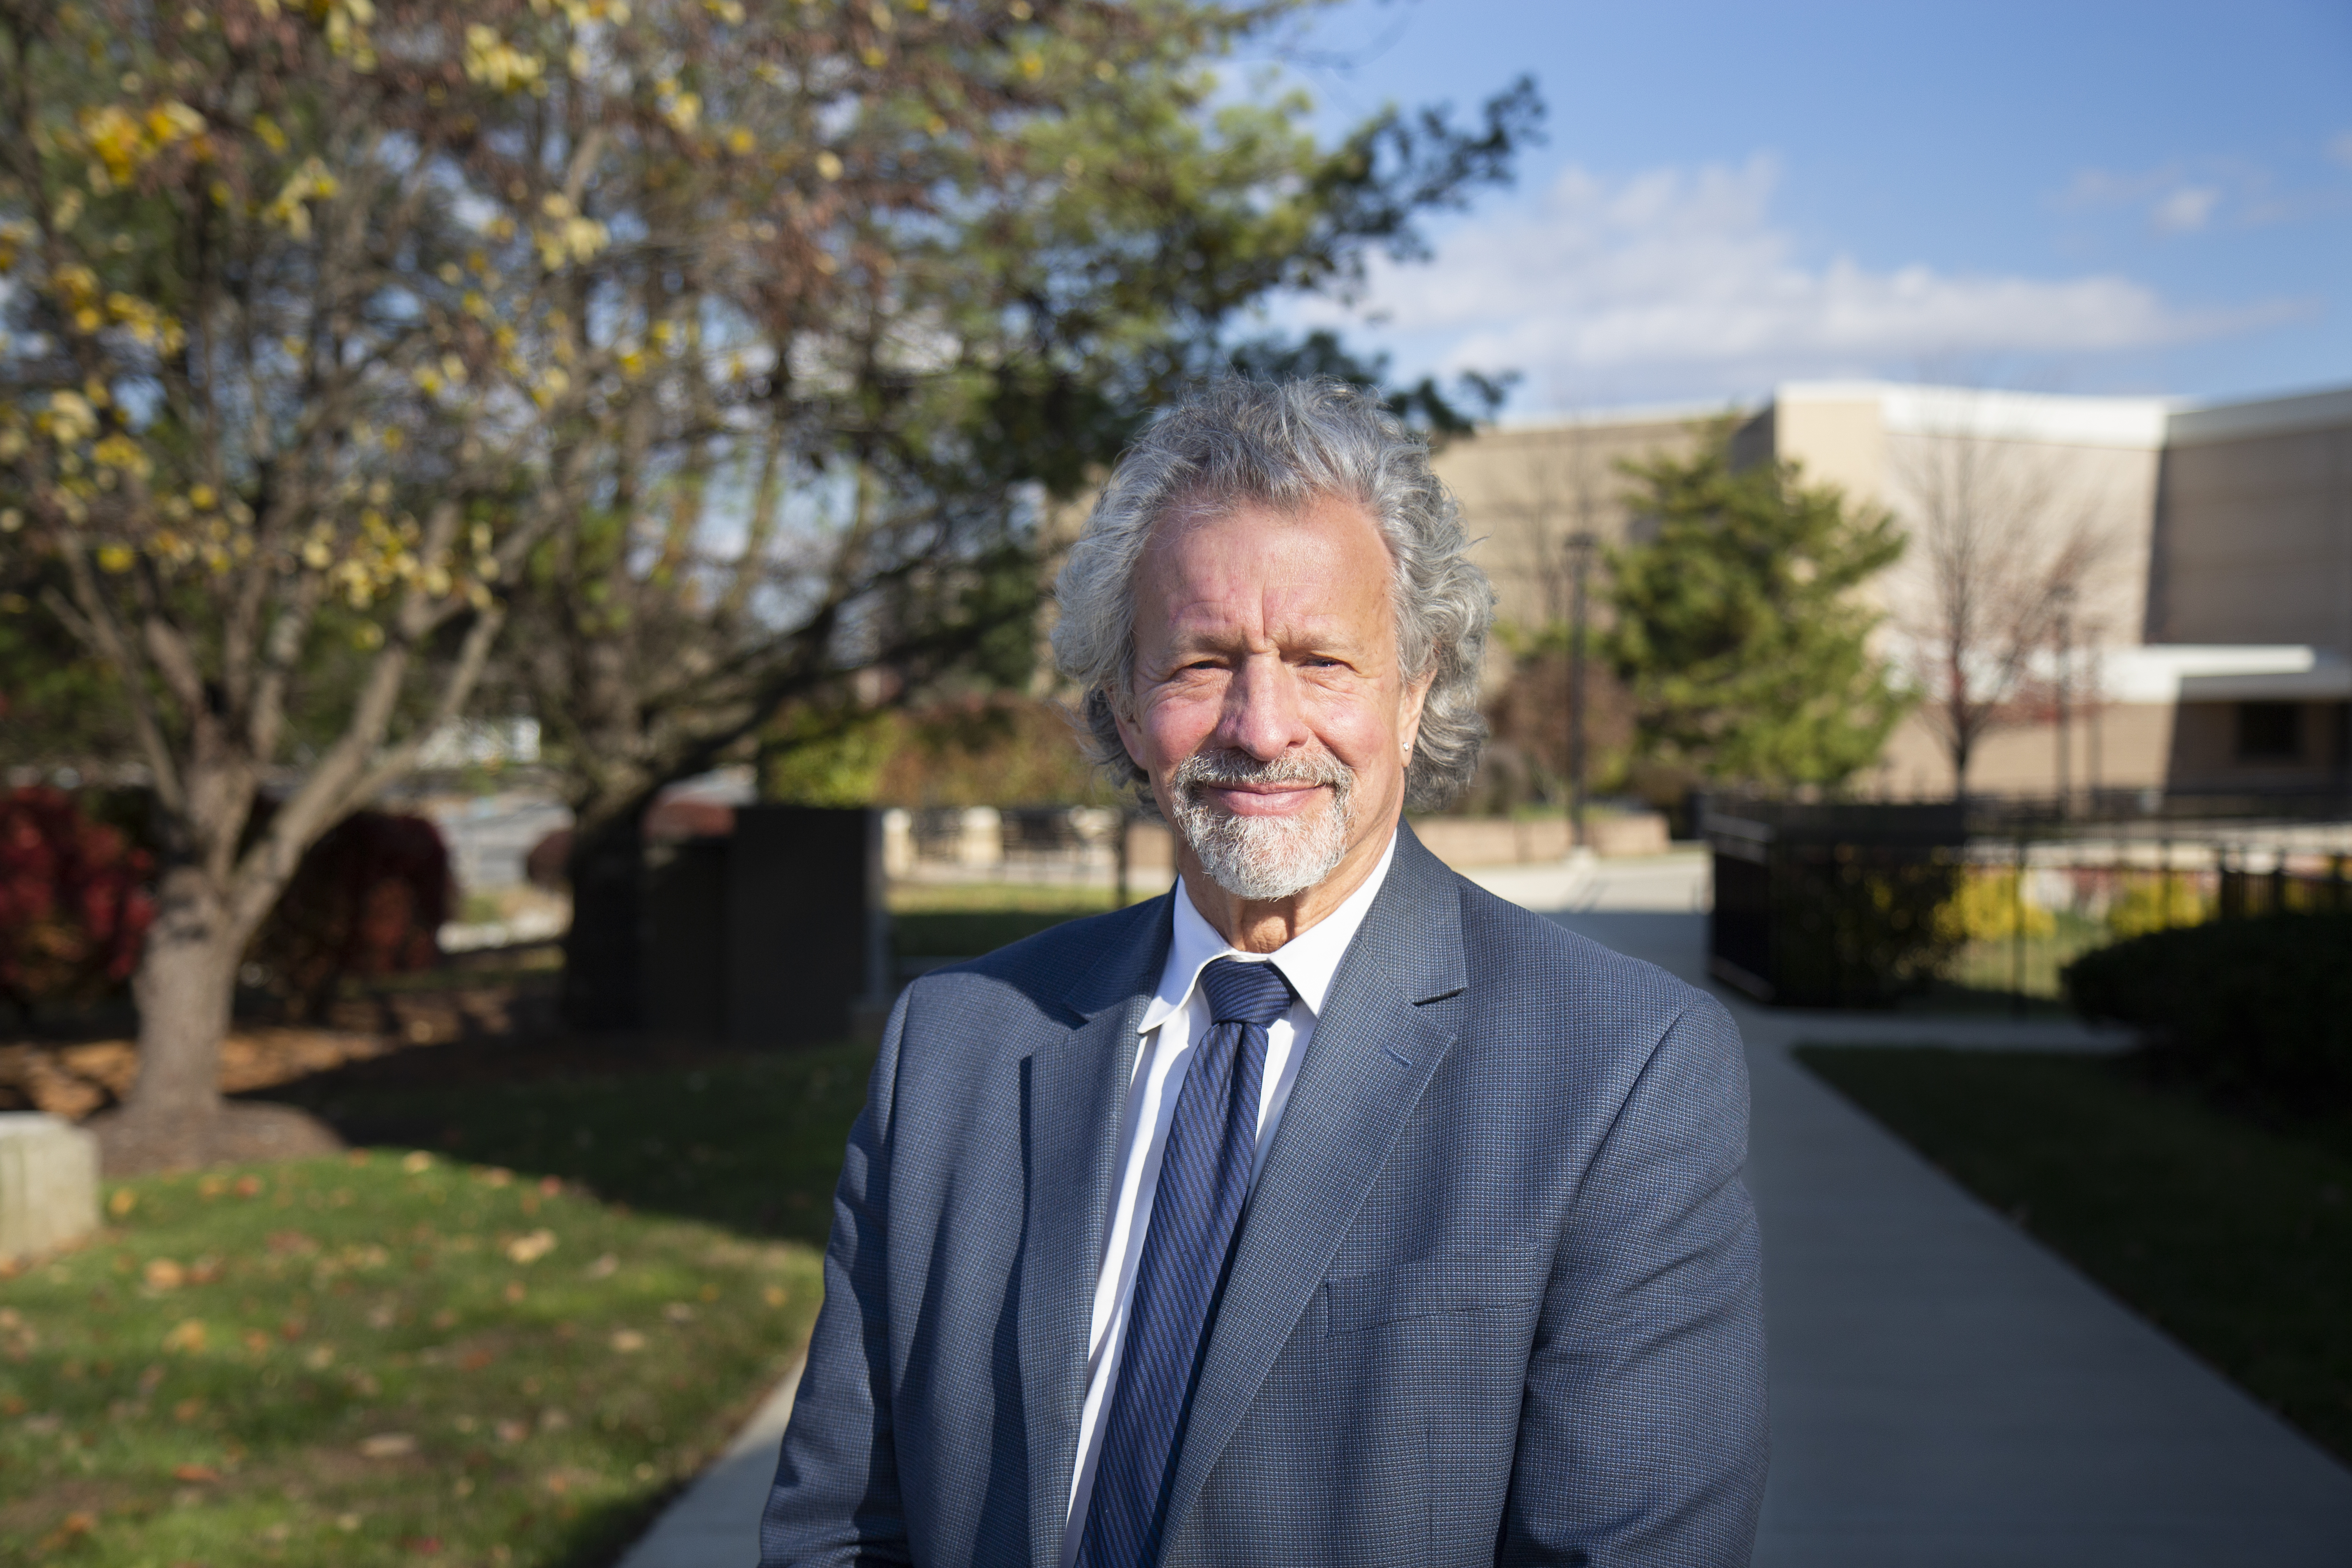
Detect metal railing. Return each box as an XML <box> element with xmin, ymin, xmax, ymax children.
<box><xmin>1700</xmin><ymin>793</ymin><xmax>2352</xmax><ymax>1009</ymax></box>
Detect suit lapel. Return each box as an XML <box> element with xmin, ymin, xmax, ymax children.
<box><xmin>1159</xmin><ymin>825</ymin><xmax>1469</xmax><ymax>1554</ymax></box>
<box><xmin>1019</xmin><ymin>897</ymin><xmax>1170</xmax><ymax>1568</ymax></box>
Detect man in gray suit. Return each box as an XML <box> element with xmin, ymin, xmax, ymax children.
<box><xmin>762</xmin><ymin>380</ymin><xmax>1767</xmax><ymax>1567</ymax></box>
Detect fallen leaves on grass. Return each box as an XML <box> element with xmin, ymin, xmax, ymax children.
<box><xmin>36</xmin><ymin>1511</ymin><xmax>97</xmax><ymax>1553</ymax></box>
<box><xmin>503</xmin><ymin>1229</ymin><xmax>557</xmax><ymax>1265</ymax></box>
<box><xmin>0</xmin><ymin>1048</ymin><xmax>849</xmax><ymax>1568</ymax></box>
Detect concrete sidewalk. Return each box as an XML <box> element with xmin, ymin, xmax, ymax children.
<box><xmin>614</xmin><ymin>853</ymin><xmax>2352</xmax><ymax>1564</ymax></box>
<box><xmin>1482</xmin><ymin>855</ymin><xmax>2352</xmax><ymax>1567</ymax></box>
<box><xmin>612</xmin><ymin>1360</ymin><xmax>800</xmax><ymax>1568</ymax></box>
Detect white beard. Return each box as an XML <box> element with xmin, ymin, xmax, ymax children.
<box><xmin>1166</xmin><ymin>747</ymin><xmax>1356</xmax><ymax>902</ymax></box>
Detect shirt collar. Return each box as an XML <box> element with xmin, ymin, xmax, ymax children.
<box><xmin>1139</xmin><ymin>828</ymin><xmax>1400</xmax><ymax>1035</ymax></box>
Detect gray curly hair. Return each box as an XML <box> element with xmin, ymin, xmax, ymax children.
<box><xmin>1051</xmin><ymin>377</ymin><xmax>1493</xmax><ymax>811</ymax></box>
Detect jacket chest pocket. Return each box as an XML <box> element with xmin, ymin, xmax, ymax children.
<box><xmin>1321</xmin><ymin>1251</ymin><xmax>1514</xmax><ymax>1336</ymax></box>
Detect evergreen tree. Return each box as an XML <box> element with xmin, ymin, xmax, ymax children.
<box><xmin>1607</xmin><ymin>426</ymin><xmax>1911</xmax><ymax>790</ymax></box>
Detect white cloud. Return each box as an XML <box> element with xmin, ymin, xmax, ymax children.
<box><xmin>2150</xmin><ymin>185</ymin><xmax>2220</xmax><ymax>234</ymax></box>
<box><xmin>2058</xmin><ymin>153</ymin><xmax>2345</xmax><ymax>232</ymax></box>
<box><xmin>1302</xmin><ymin>156</ymin><xmax>2288</xmax><ymax>402</ymax></box>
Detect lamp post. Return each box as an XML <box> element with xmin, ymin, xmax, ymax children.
<box><xmin>2053</xmin><ymin>584</ymin><xmax>2075</xmax><ymax>819</ymax></box>
<box><xmin>1566</xmin><ymin>531</ymin><xmax>1598</xmax><ymax>851</ymax></box>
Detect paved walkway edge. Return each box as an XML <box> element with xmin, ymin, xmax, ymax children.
<box><xmin>613</xmin><ymin>1356</ymin><xmax>802</xmax><ymax>1568</ymax></box>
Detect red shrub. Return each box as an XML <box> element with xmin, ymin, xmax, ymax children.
<box><xmin>247</xmin><ymin>810</ymin><xmax>452</xmax><ymax>1015</ymax></box>
<box><xmin>0</xmin><ymin>787</ymin><xmax>156</xmax><ymax>1014</ymax></box>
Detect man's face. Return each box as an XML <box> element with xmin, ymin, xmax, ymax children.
<box><xmin>1117</xmin><ymin>493</ymin><xmax>1431</xmax><ymax>906</ymax></box>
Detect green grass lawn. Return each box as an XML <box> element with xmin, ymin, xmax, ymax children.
<box><xmin>892</xmin><ymin>908</ymin><xmax>1110</xmax><ymax>961</ymax></box>
<box><xmin>303</xmin><ymin>1044</ymin><xmax>878</xmax><ymax>1254</ymax></box>
<box><xmin>1796</xmin><ymin>1046</ymin><xmax>2352</xmax><ymax>1464</ymax></box>
<box><xmin>886</xmin><ymin>881</ymin><xmax>1124</xmax><ymax>915</ymax></box>
<box><xmin>0</xmin><ymin>1042</ymin><xmax>877</xmax><ymax>1567</ymax></box>
<box><xmin>1935</xmin><ymin>911</ymin><xmax>2116</xmax><ymax>1002</ymax></box>
<box><xmin>887</xmin><ymin>882</ymin><xmax>1144</xmax><ymax>962</ymax></box>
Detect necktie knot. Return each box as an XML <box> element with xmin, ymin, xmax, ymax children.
<box><xmin>1199</xmin><ymin>957</ymin><xmax>1294</xmax><ymax>1030</ymax></box>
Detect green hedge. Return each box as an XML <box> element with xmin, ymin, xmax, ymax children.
<box><xmin>2063</xmin><ymin>912</ymin><xmax>2352</xmax><ymax>1107</ymax></box>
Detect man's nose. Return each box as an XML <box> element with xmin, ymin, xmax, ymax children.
<box><xmin>1215</xmin><ymin>655</ymin><xmax>1307</xmax><ymax>760</ymax></box>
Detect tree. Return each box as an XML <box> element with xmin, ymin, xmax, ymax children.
<box><xmin>467</xmin><ymin>18</ymin><xmax>1540</xmax><ymax>1026</ymax></box>
<box><xmin>1606</xmin><ymin>426</ymin><xmax>1910</xmax><ymax>793</ymax></box>
<box><xmin>1882</xmin><ymin>395</ymin><xmax>2129</xmax><ymax>795</ymax></box>
<box><xmin>10</xmin><ymin>0</ymin><xmax>1276</xmax><ymax>1159</ymax></box>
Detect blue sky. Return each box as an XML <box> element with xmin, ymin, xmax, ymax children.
<box><xmin>1248</xmin><ymin>0</ymin><xmax>2352</xmax><ymax>415</ymax></box>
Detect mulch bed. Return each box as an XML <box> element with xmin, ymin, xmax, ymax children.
<box><xmin>0</xmin><ymin>967</ymin><xmax>749</xmax><ymax>1128</ymax></box>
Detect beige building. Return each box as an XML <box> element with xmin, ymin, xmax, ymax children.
<box><xmin>1430</xmin><ymin>406</ymin><xmax>1715</xmax><ymax>637</ymax></box>
<box><xmin>1439</xmin><ymin>380</ymin><xmax>2352</xmax><ymax>803</ymax></box>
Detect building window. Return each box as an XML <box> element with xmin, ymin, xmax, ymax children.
<box><xmin>2235</xmin><ymin>702</ymin><xmax>2302</xmax><ymax>761</ymax></box>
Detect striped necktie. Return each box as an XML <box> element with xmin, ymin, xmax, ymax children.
<box><xmin>1073</xmin><ymin>956</ymin><xmax>1297</xmax><ymax>1568</ymax></box>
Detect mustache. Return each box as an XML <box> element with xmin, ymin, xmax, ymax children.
<box><xmin>1170</xmin><ymin>746</ymin><xmax>1354</xmax><ymax>795</ymax></box>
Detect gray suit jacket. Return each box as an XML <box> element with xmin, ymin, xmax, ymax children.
<box><xmin>761</xmin><ymin>824</ymin><xmax>1767</xmax><ymax>1567</ymax></box>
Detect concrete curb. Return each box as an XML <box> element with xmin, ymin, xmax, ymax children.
<box><xmin>612</xmin><ymin>1357</ymin><xmax>801</xmax><ymax>1568</ymax></box>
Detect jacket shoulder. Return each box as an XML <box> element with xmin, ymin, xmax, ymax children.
<box><xmin>1448</xmin><ymin>871</ymin><xmax>1730</xmax><ymax>1038</ymax></box>
<box><xmin>898</xmin><ymin>893</ymin><xmax>1167</xmax><ymax>1030</ymax></box>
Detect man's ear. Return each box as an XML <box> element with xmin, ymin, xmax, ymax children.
<box><xmin>1397</xmin><ymin>671</ymin><xmax>1435</xmax><ymax>764</ymax></box>
<box><xmin>1111</xmin><ymin>688</ymin><xmax>1149</xmax><ymax>771</ymax></box>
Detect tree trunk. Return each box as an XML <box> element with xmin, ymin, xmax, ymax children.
<box><xmin>561</xmin><ymin>807</ymin><xmax>647</xmax><ymax>1030</ymax></box>
<box><xmin>111</xmin><ymin>864</ymin><xmax>241</xmax><ymax>1166</ymax></box>
<box><xmin>96</xmin><ymin>845</ymin><xmax>345</xmax><ymax>1175</ymax></box>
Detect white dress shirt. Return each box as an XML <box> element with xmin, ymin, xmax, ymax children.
<box><xmin>1058</xmin><ymin>831</ymin><xmax>1400</xmax><ymax>1559</ymax></box>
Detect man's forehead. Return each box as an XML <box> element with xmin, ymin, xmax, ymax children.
<box><xmin>1145</xmin><ymin>500</ymin><xmax>1388</xmax><ymax>607</ymax></box>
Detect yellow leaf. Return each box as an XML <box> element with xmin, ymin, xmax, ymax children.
<box><xmin>504</xmin><ymin>1228</ymin><xmax>557</xmax><ymax>1265</ymax></box>
<box><xmin>162</xmin><ymin>1317</ymin><xmax>207</xmax><ymax>1353</ymax></box>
